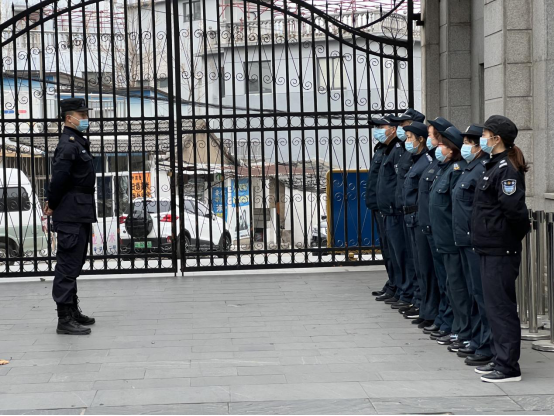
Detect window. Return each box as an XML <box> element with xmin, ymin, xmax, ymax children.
<box><xmin>89</xmin><ymin>100</ymin><xmax>119</xmax><ymax>119</ymax></box>
<box><xmin>318</xmin><ymin>57</ymin><xmax>343</xmax><ymax>91</ymax></box>
<box><xmin>245</xmin><ymin>61</ymin><xmax>272</xmax><ymax>94</ymax></box>
<box><xmin>184</xmin><ymin>200</ymin><xmax>210</xmax><ymax>216</ymax></box>
<box><xmin>183</xmin><ymin>0</ymin><xmax>201</xmax><ymax>22</ymax></box>
<box><xmin>0</xmin><ymin>187</ymin><xmax>31</xmax><ymax>212</ymax></box>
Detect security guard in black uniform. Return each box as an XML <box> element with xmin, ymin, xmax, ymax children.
<box><xmin>365</xmin><ymin>121</ymin><xmax>396</xmax><ymax>299</ymax></box>
<box><xmin>400</xmin><ymin>121</ymin><xmax>433</xmax><ymax>325</ymax></box>
<box><xmin>419</xmin><ymin>118</ymin><xmax>454</xmax><ymax>339</ymax></box>
<box><xmin>390</xmin><ymin>109</ymin><xmax>425</xmax><ymax>315</ymax></box>
<box><xmin>45</xmin><ymin>98</ymin><xmax>97</xmax><ymax>335</ymax></box>
<box><xmin>429</xmin><ymin>126</ymin><xmax>469</xmax><ymax>349</ymax></box>
<box><xmin>373</xmin><ymin>115</ymin><xmax>413</xmax><ymax>306</ymax></box>
<box><xmin>452</xmin><ymin>125</ymin><xmax>493</xmax><ymax>366</ymax></box>
<box><xmin>471</xmin><ymin>115</ymin><xmax>530</xmax><ymax>383</ymax></box>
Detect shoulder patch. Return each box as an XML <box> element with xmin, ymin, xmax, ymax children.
<box><xmin>499</xmin><ymin>161</ymin><xmax>508</xmax><ymax>168</ymax></box>
<box><xmin>502</xmin><ymin>179</ymin><xmax>517</xmax><ymax>195</ymax></box>
<box><xmin>453</xmin><ymin>163</ymin><xmax>460</xmax><ymax>171</ymax></box>
<box><xmin>426</xmin><ymin>154</ymin><xmax>432</xmax><ymax>162</ymax></box>
<box><xmin>69</xmin><ymin>136</ymin><xmax>75</xmax><ymax>142</ymax></box>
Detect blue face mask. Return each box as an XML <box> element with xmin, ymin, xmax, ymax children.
<box><xmin>426</xmin><ymin>136</ymin><xmax>435</xmax><ymax>151</ymax></box>
<box><xmin>405</xmin><ymin>141</ymin><xmax>419</xmax><ymax>154</ymax></box>
<box><xmin>435</xmin><ymin>146</ymin><xmax>446</xmax><ymax>162</ymax></box>
<box><xmin>480</xmin><ymin>136</ymin><xmax>495</xmax><ymax>155</ymax></box>
<box><xmin>461</xmin><ymin>144</ymin><xmax>477</xmax><ymax>162</ymax></box>
<box><xmin>70</xmin><ymin>116</ymin><xmax>89</xmax><ymax>132</ymax></box>
<box><xmin>373</xmin><ymin>128</ymin><xmax>387</xmax><ymax>144</ymax></box>
<box><xmin>396</xmin><ymin>126</ymin><xmax>407</xmax><ymax>141</ymax></box>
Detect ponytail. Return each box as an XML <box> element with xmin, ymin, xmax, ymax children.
<box><xmin>508</xmin><ymin>145</ymin><xmax>529</xmax><ymax>173</ymax></box>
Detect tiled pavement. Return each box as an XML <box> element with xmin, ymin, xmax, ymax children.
<box><xmin>1</xmin><ymin>267</ymin><xmax>554</xmax><ymax>414</ymax></box>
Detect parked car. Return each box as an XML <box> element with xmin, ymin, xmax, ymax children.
<box><xmin>0</xmin><ymin>168</ymin><xmax>47</xmax><ymax>262</ymax></box>
<box><xmin>119</xmin><ymin>197</ymin><xmax>232</xmax><ymax>257</ymax></box>
<box><xmin>310</xmin><ymin>217</ymin><xmax>328</xmax><ymax>248</ymax></box>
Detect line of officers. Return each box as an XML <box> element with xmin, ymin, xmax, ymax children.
<box><xmin>365</xmin><ymin>110</ymin><xmax>530</xmax><ymax>383</ymax></box>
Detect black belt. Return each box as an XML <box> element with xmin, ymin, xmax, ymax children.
<box><xmin>403</xmin><ymin>205</ymin><xmax>418</xmax><ymax>215</ymax></box>
<box><xmin>68</xmin><ymin>186</ymin><xmax>95</xmax><ymax>195</ymax></box>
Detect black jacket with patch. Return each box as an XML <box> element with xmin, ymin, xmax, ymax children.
<box><xmin>376</xmin><ymin>138</ymin><xmax>404</xmax><ymax>216</ymax></box>
<box><xmin>471</xmin><ymin>150</ymin><xmax>530</xmax><ymax>255</ymax></box>
<box><xmin>47</xmin><ymin>127</ymin><xmax>97</xmax><ymax>223</ymax></box>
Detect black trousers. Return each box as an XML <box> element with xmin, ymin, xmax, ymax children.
<box><xmin>426</xmin><ymin>232</ymin><xmax>452</xmax><ymax>332</ymax></box>
<box><xmin>52</xmin><ymin>222</ymin><xmax>91</xmax><ymax>305</ymax></box>
<box><xmin>442</xmin><ymin>252</ymin><xmax>472</xmax><ymax>341</ymax></box>
<box><xmin>460</xmin><ymin>247</ymin><xmax>492</xmax><ymax>357</ymax></box>
<box><xmin>384</xmin><ymin>215</ymin><xmax>415</xmax><ymax>303</ymax></box>
<box><xmin>375</xmin><ymin>211</ymin><xmax>396</xmax><ymax>296</ymax></box>
<box><xmin>481</xmin><ymin>253</ymin><xmax>522</xmax><ymax>377</ymax></box>
<box><xmin>413</xmin><ymin>227</ymin><xmax>440</xmax><ymax>321</ymax></box>
<box><xmin>406</xmin><ymin>226</ymin><xmax>421</xmax><ymax>308</ymax></box>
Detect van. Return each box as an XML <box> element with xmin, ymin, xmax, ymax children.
<box><xmin>0</xmin><ymin>168</ymin><xmax>47</xmax><ymax>261</ymax></box>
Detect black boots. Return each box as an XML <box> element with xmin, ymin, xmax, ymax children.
<box><xmin>56</xmin><ymin>304</ymin><xmax>91</xmax><ymax>335</ymax></box>
<box><xmin>72</xmin><ymin>296</ymin><xmax>96</xmax><ymax>325</ymax></box>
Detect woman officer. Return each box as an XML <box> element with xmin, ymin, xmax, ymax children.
<box><xmin>429</xmin><ymin>126</ymin><xmax>472</xmax><ymax>349</ymax></box>
<box><xmin>400</xmin><ymin>122</ymin><xmax>433</xmax><ymax>326</ymax></box>
<box><xmin>451</xmin><ymin>125</ymin><xmax>493</xmax><ymax>367</ymax></box>
<box><xmin>471</xmin><ymin>115</ymin><xmax>530</xmax><ymax>383</ymax></box>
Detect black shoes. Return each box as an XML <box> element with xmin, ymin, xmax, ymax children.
<box><xmin>423</xmin><ymin>324</ymin><xmax>440</xmax><ymax>334</ymax></box>
<box><xmin>384</xmin><ymin>297</ymin><xmax>399</xmax><ymax>304</ymax></box>
<box><xmin>437</xmin><ymin>334</ymin><xmax>456</xmax><ymax>345</ymax></box>
<box><xmin>465</xmin><ymin>354</ymin><xmax>493</xmax><ymax>366</ymax></box>
<box><xmin>417</xmin><ymin>320</ymin><xmax>434</xmax><ymax>329</ymax></box>
<box><xmin>456</xmin><ymin>347</ymin><xmax>476</xmax><ymax>358</ymax></box>
<box><xmin>405</xmin><ymin>308</ymin><xmax>420</xmax><ymax>319</ymax></box>
<box><xmin>57</xmin><ymin>315</ymin><xmax>92</xmax><ymax>335</ymax></box>
<box><xmin>474</xmin><ymin>362</ymin><xmax>496</xmax><ymax>374</ymax></box>
<box><xmin>430</xmin><ymin>330</ymin><xmax>449</xmax><ymax>340</ymax></box>
<box><xmin>372</xmin><ymin>290</ymin><xmax>385</xmax><ymax>296</ymax></box>
<box><xmin>72</xmin><ymin>297</ymin><xmax>96</xmax><ymax>326</ymax></box>
<box><xmin>480</xmin><ymin>370</ymin><xmax>521</xmax><ymax>383</ymax></box>
<box><xmin>447</xmin><ymin>340</ymin><xmax>469</xmax><ymax>353</ymax></box>
<box><xmin>376</xmin><ymin>294</ymin><xmax>393</xmax><ymax>302</ymax></box>
<box><xmin>399</xmin><ymin>304</ymin><xmax>414</xmax><ymax>314</ymax></box>
<box><xmin>391</xmin><ymin>300</ymin><xmax>411</xmax><ymax>309</ymax></box>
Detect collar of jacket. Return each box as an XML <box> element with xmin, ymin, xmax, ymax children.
<box><xmin>384</xmin><ymin>137</ymin><xmax>401</xmax><ymax>155</ymax></box>
<box><xmin>465</xmin><ymin>153</ymin><xmax>487</xmax><ymax>171</ymax></box>
<box><xmin>412</xmin><ymin>147</ymin><xmax>428</xmax><ymax>162</ymax></box>
<box><xmin>64</xmin><ymin>126</ymin><xmax>87</xmax><ymax>147</ymax></box>
<box><xmin>485</xmin><ymin>149</ymin><xmax>510</xmax><ymax>168</ymax></box>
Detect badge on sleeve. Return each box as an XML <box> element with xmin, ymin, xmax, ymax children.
<box><xmin>502</xmin><ymin>179</ymin><xmax>517</xmax><ymax>195</ymax></box>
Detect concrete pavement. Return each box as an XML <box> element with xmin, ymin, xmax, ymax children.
<box><xmin>0</xmin><ymin>268</ymin><xmax>553</xmax><ymax>414</ymax></box>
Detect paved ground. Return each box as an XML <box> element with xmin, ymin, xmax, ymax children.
<box><xmin>1</xmin><ymin>267</ymin><xmax>554</xmax><ymax>415</ymax></box>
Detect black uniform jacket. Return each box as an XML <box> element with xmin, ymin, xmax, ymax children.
<box><xmin>365</xmin><ymin>143</ymin><xmax>387</xmax><ymax>211</ymax></box>
<box><xmin>452</xmin><ymin>154</ymin><xmax>487</xmax><ymax>247</ymax></box>
<box><xmin>429</xmin><ymin>159</ymin><xmax>467</xmax><ymax>254</ymax></box>
<box><xmin>376</xmin><ymin>138</ymin><xmax>404</xmax><ymax>216</ymax></box>
<box><xmin>471</xmin><ymin>150</ymin><xmax>530</xmax><ymax>255</ymax></box>
<box><xmin>47</xmin><ymin>127</ymin><xmax>97</xmax><ymax>223</ymax></box>
<box><xmin>417</xmin><ymin>151</ymin><xmax>440</xmax><ymax>233</ymax></box>
<box><xmin>402</xmin><ymin>149</ymin><xmax>432</xmax><ymax>228</ymax></box>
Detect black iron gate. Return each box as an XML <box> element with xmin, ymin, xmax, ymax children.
<box><xmin>0</xmin><ymin>0</ymin><xmax>415</xmax><ymax>277</ymax></box>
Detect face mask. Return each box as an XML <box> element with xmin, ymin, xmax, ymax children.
<box><xmin>396</xmin><ymin>126</ymin><xmax>407</xmax><ymax>142</ymax></box>
<box><xmin>480</xmin><ymin>136</ymin><xmax>495</xmax><ymax>155</ymax></box>
<box><xmin>70</xmin><ymin>116</ymin><xmax>89</xmax><ymax>132</ymax></box>
<box><xmin>426</xmin><ymin>136</ymin><xmax>435</xmax><ymax>151</ymax></box>
<box><xmin>373</xmin><ymin>128</ymin><xmax>387</xmax><ymax>144</ymax></box>
<box><xmin>405</xmin><ymin>141</ymin><xmax>419</xmax><ymax>154</ymax></box>
<box><xmin>435</xmin><ymin>146</ymin><xmax>446</xmax><ymax>162</ymax></box>
<box><xmin>461</xmin><ymin>144</ymin><xmax>477</xmax><ymax>162</ymax></box>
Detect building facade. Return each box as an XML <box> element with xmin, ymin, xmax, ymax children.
<box><xmin>421</xmin><ymin>0</ymin><xmax>554</xmax><ymax>210</ymax></box>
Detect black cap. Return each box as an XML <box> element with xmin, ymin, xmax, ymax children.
<box><xmin>428</xmin><ymin>117</ymin><xmax>453</xmax><ymax>133</ymax></box>
<box><xmin>483</xmin><ymin>115</ymin><xmax>518</xmax><ymax>145</ymax></box>
<box><xmin>440</xmin><ymin>126</ymin><xmax>464</xmax><ymax>150</ymax></box>
<box><xmin>403</xmin><ymin>121</ymin><xmax>428</xmax><ymax>139</ymax></box>
<box><xmin>462</xmin><ymin>124</ymin><xmax>484</xmax><ymax>138</ymax></box>
<box><xmin>390</xmin><ymin>108</ymin><xmax>426</xmax><ymax>123</ymax></box>
<box><xmin>60</xmin><ymin>98</ymin><xmax>90</xmax><ymax>115</ymax></box>
<box><xmin>372</xmin><ymin>114</ymin><xmax>399</xmax><ymax>126</ymax></box>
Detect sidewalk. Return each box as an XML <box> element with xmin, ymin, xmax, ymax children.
<box><xmin>0</xmin><ymin>268</ymin><xmax>553</xmax><ymax>414</ymax></box>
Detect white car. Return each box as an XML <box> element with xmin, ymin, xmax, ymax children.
<box><xmin>0</xmin><ymin>168</ymin><xmax>47</xmax><ymax>261</ymax></box>
<box><xmin>119</xmin><ymin>197</ymin><xmax>232</xmax><ymax>257</ymax></box>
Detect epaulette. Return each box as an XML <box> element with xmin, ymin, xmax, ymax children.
<box><xmin>499</xmin><ymin>159</ymin><xmax>508</xmax><ymax>168</ymax></box>
<box><xmin>453</xmin><ymin>163</ymin><xmax>461</xmax><ymax>171</ymax></box>
<box><xmin>426</xmin><ymin>154</ymin><xmax>432</xmax><ymax>162</ymax></box>
<box><xmin>69</xmin><ymin>136</ymin><xmax>75</xmax><ymax>142</ymax></box>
